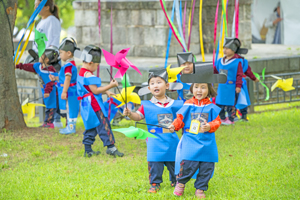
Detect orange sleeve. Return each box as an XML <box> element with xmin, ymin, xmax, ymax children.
<box><xmin>208</xmin><ymin>115</ymin><xmax>221</xmax><ymax>133</ymax></box>
<box><xmin>172</xmin><ymin>114</ymin><xmax>185</xmax><ymax>131</ymax></box>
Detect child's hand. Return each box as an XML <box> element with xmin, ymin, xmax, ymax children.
<box><xmin>44</xmin><ymin>93</ymin><xmax>50</xmax><ymax>98</ymax></box>
<box><xmin>61</xmin><ymin>92</ymin><xmax>67</xmax><ymax>100</ymax></box>
<box><xmin>200</xmin><ymin>121</ymin><xmax>211</xmax><ymax>132</ymax></box>
<box><xmin>123</xmin><ymin>108</ymin><xmax>131</xmax><ymax>116</ymax></box>
<box><xmin>106</xmin><ymin>91</ymin><xmax>116</xmax><ymax>97</ymax></box>
<box><xmin>49</xmin><ymin>74</ymin><xmax>56</xmax><ymax>81</ymax></box>
<box><xmin>168</xmin><ymin>125</ymin><xmax>175</xmax><ymax>132</ymax></box>
<box><xmin>254</xmin><ymin>78</ymin><xmax>260</xmax><ymax>82</ymax></box>
<box><xmin>235</xmin><ymin>87</ymin><xmax>241</xmax><ymax>93</ymax></box>
<box><xmin>110</xmin><ymin>79</ymin><xmax>118</xmax><ymax>88</ymax></box>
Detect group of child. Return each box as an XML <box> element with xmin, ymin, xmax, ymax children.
<box><xmin>17</xmin><ymin>35</ymin><xmax>257</xmax><ymax>198</ymax></box>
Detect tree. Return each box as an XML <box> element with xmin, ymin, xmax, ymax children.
<box><xmin>0</xmin><ymin>0</ymin><xmax>26</xmax><ymax>130</ymax></box>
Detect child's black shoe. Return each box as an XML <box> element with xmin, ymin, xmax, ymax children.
<box><xmin>171</xmin><ymin>182</ymin><xmax>176</xmax><ymax>187</ymax></box>
<box><xmin>106</xmin><ymin>147</ymin><xmax>124</xmax><ymax>157</ymax></box>
<box><xmin>84</xmin><ymin>151</ymin><xmax>100</xmax><ymax>157</ymax></box>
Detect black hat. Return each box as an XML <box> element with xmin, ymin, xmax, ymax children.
<box><xmin>44</xmin><ymin>46</ymin><xmax>60</xmax><ymax>64</ymax></box>
<box><xmin>59</xmin><ymin>37</ymin><xmax>79</xmax><ymax>53</ymax></box>
<box><xmin>177</xmin><ymin>52</ymin><xmax>195</xmax><ymax>66</ymax></box>
<box><xmin>223</xmin><ymin>37</ymin><xmax>248</xmax><ymax>54</ymax></box>
<box><xmin>74</xmin><ymin>45</ymin><xmax>102</xmax><ymax>63</ymax></box>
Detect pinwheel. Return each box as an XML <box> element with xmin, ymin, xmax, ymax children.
<box><xmin>166</xmin><ymin>64</ymin><xmax>185</xmax><ymax>83</ymax></box>
<box><xmin>102</xmin><ymin>48</ymin><xmax>142</xmax><ymax>78</ymax></box>
<box><xmin>271</xmin><ymin>75</ymin><xmax>295</xmax><ymax>92</ymax></box>
<box><xmin>113</xmin><ymin>86</ymin><xmax>141</xmax><ymax>108</ymax></box>
<box><xmin>34</xmin><ymin>29</ymin><xmax>48</xmax><ymax>57</ymax></box>
<box><xmin>21</xmin><ymin>98</ymin><xmax>45</xmax><ymax>121</ymax></box>
<box><xmin>113</xmin><ymin>126</ymin><xmax>157</xmax><ymax>140</ymax></box>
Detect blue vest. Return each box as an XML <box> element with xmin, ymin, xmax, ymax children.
<box><xmin>77</xmin><ymin>75</ymin><xmax>107</xmax><ymax>130</ymax></box>
<box><xmin>215</xmin><ymin>58</ymin><xmax>242</xmax><ymax>106</ymax></box>
<box><xmin>176</xmin><ymin>74</ymin><xmax>193</xmax><ymax>102</ymax></box>
<box><xmin>236</xmin><ymin>58</ymin><xmax>251</xmax><ymax>109</ymax></box>
<box><xmin>33</xmin><ymin>63</ymin><xmax>57</xmax><ymax>109</ymax></box>
<box><xmin>57</xmin><ymin>62</ymin><xmax>79</xmax><ymax>118</ymax></box>
<box><xmin>175</xmin><ymin>102</ymin><xmax>221</xmax><ymax>177</ymax></box>
<box><xmin>103</xmin><ymin>97</ymin><xmax>122</xmax><ymax>122</ymax></box>
<box><xmin>142</xmin><ymin>99</ymin><xmax>183</xmax><ymax>162</ymax></box>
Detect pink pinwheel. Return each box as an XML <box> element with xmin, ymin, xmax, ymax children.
<box><xmin>102</xmin><ymin>48</ymin><xmax>142</xmax><ymax>78</ymax></box>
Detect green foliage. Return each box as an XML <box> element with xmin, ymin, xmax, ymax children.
<box><xmin>0</xmin><ymin>108</ymin><xmax>299</xmax><ymax>199</ymax></box>
<box><xmin>16</xmin><ymin>0</ymin><xmax>75</xmax><ymax>30</ymax></box>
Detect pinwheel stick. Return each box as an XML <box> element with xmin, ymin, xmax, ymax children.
<box><xmin>135</xmin><ymin>122</ymin><xmax>170</xmax><ymax>130</ymax></box>
<box><xmin>125</xmin><ymin>72</ymin><xmax>127</xmax><ymax>109</ymax></box>
<box><xmin>106</xmin><ymin>68</ymin><xmax>126</xmax><ymax>103</ymax></box>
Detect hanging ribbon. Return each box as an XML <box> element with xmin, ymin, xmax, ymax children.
<box><xmin>219</xmin><ymin>15</ymin><xmax>225</xmax><ymax>58</ymax></box>
<box><xmin>159</xmin><ymin>0</ymin><xmax>187</xmax><ymax>51</ymax></box>
<box><xmin>215</xmin><ymin>14</ymin><xmax>224</xmax><ymax>65</ymax></box>
<box><xmin>199</xmin><ymin>0</ymin><xmax>205</xmax><ymax>61</ymax></box>
<box><xmin>253</xmin><ymin>70</ymin><xmax>270</xmax><ymax>101</ymax></box>
<box><xmin>175</xmin><ymin>0</ymin><xmax>187</xmax><ymax>51</ymax></box>
<box><xmin>213</xmin><ymin>0</ymin><xmax>219</xmax><ymax>66</ymax></box>
<box><xmin>14</xmin><ymin>0</ymin><xmax>48</xmax><ymax>63</ymax></box>
<box><xmin>221</xmin><ymin>0</ymin><xmax>228</xmax><ymax>37</ymax></box>
<box><xmin>183</xmin><ymin>1</ymin><xmax>187</xmax><ymax>40</ymax></box>
<box><xmin>164</xmin><ymin>1</ymin><xmax>176</xmax><ymax>68</ymax></box>
<box><xmin>108</xmin><ymin>4</ymin><xmax>114</xmax><ymax>121</ymax></box>
<box><xmin>187</xmin><ymin>0</ymin><xmax>196</xmax><ymax>51</ymax></box>
<box><xmin>235</xmin><ymin>0</ymin><xmax>239</xmax><ymax>38</ymax></box>
<box><xmin>97</xmin><ymin>0</ymin><xmax>101</xmax><ymax>77</ymax></box>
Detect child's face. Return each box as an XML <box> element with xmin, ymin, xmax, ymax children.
<box><xmin>59</xmin><ymin>50</ymin><xmax>72</xmax><ymax>62</ymax></box>
<box><xmin>193</xmin><ymin>83</ymin><xmax>208</xmax><ymax>100</ymax></box>
<box><xmin>223</xmin><ymin>47</ymin><xmax>235</xmax><ymax>58</ymax></box>
<box><xmin>148</xmin><ymin>77</ymin><xmax>169</xmax><ymax>97</ymax></box>
<box><xmin>39</xmin><ymin>54</ymin><xmax>49</xmax><ymax>65</ymax></box>
<box><xmin>82</xmin><ymin>62</ymin><xmax>99</xmax><ymax>72</ymax></box>
<box><xmin>180</xmin><ymin>62</ymin><xmax>194</xmax><ymax>74</ymax></box>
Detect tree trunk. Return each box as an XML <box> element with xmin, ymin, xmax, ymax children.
<box><xmin>0</xmin><ymin>0</ymin><xmax>26</xmax><ymax>130</ymax></box>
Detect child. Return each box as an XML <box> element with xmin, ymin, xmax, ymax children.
<box><xmin>16</xmin><ymin>46</ymin><xmax>59</xmax><ymax>128</ymax></box>
<box><xmin>123</xmin><ymin>69</ymin><xmax>183</xmax><ymax>193</ymax></box>
<box><xmin>75</xmin><ymin>45</ymin><xmax>124</xmax><ymax>157</ymax></box>
<box><xmin>169</xmin><ymin>83</ymin><xmax>221</xmax><ymax>199</ymax></box>
<box><xmin>176</xmin><ymin>52</ymin><xmax>195</xmax><ymax>101</ymax></box>
<box><xmin>214</xmin><ymin>37</ymin><xmax>244</xmax><ymax>125</ymax></box>
<box><xmin>49</xmin><ymin>37</ymin><xmax>80</xmax><ymax>134</ymax></box>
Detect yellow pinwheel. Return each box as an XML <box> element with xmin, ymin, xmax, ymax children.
<box><xmin>113</xmin><ymin>86</ymin><xmax>141</xmax><ymax>107</ymax></box>
<box><xmin>166</xmin><ymin>64</ymin><xmax>185</xmax><ymax>83</ymax></box>
<box><xmin>21</xmin><ymin>98</ymin><xmax>45</xmax><ymax>121</ymax></box>
<box><xmin>271</xmin><ymin>75</ymin><xmax>295</xmax><ymax>92</ymax></box>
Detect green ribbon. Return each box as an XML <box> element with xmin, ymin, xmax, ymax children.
<box><xmin>113</xmin><ymin>126</ymin><xmax>157</xmax><ymax>140</ymax></box>
<box><xmin>253</xmin><ymin>68</ymin><xmax>269</xmax><ymax>101</ymax></box>
<box><xmin>122</xmin><ymin>74</ymin><xmax>131</xmax><ymax>88</ymax></box>
<box><xmin>34</xmin><ymin>29</ymin><xmax>48</xmax><ymax>57</ymax></box>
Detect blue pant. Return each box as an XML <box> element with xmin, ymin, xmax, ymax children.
<box><xmin>148</xmin><ymin>161</ymin><xmax>176</xmax><ymax>184</ymax></box>
<box><xmin>82</xmin><ymin>110</ymin><xmax>115</xmax><ymax>147</ymax></box>
<box><xmin>177</xmin><ymin>160</ymin><xmax>214</xmax><ymax>191</ymax></box>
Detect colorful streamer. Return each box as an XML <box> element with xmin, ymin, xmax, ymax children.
<box><xmin>159</xmin><ymin>0</ymin><xmax>187</xmax><ymax>51</ymax></box>
<box><xmin>253</xmin><ymin>71</ymin><xmax>270</xmax><ymax>101</ymax></box>
<box><xmin>221</xmin><ymin>0</ymin><xmax>228</xmax><ymax>37</ymax></box>
<box><xmin>235</xmin><ymin>0</ymin><xmax>239</xmax><ymax>38</ymax></box>
<box><xmin>183</xmin><ymin>1</ymin><xmax>187</xmax><ymax>40</ymax></box>
<box><xmin>213</xmin><ymin>0</ymin><xmax>220</xmax><ymax>66</ymax></box>
<box><xmin>187</xmin><ymin>0</ymin><xmax>196</xmax><ymax>50</ymax></box>
<box><xmin>199</xmin><ymin>0</ymin><xmax>205</xmax><ymax>61</ymax></box>
<box><xmin>97</xmin><ymin>0</ymin><xmax>101</xmax><ymax>77</ymax></box>
<box><xmin>175</xmin><ymin>0</ymin><xmax>187</xmax><ymax>50</ymax></box>
<box><xmin>164</xmin><ymin>0</ymin><xmax>176</xmax><ymax>68</ymax></box>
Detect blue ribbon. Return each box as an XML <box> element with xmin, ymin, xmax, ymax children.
<box><xmin>164</xmin><ymin>0</ymin><xmax>176</xmax><ymax>68</ymax></box>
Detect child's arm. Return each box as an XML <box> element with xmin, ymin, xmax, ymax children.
<box><xmin>169</xmin><ymin>114</ymin><xmax>185</xmax><ymax>132</ymax></box>
<box><xmin>85</xmin><ymin>71</ymin><xmax>118</xmax><ymax>94</ymax></box>
<box><xmin>16</xmin><ymin>63</ymin><xmax>36</xmax><ymax>73</ymax></box>
<box><xmin>123</xmin><ymin>107</ymin><xmax>143</xmax><ymax>121</ymax></box>
<box><xmin>244</xmin><ymin>66</ymin><xmax>259</xmax><ymax>82</ymax></box>
<box><xmin>61</xmin><ymin>75</ymin><xmax>71</xmax><ymax>100</ymax></box>
<box><xmin>235</xmin><ymin>63</ymin><xmax>243</xmax><ymax>93</ymax></box>
<box><xmin>44</xmin><ymin>81</ymin><xmax>54</xmax><ymax>98</ymax></box>
<box><xmin>200</xmin><ymin>116</ymin><xmax>221</xmax><ymax>133</ymax></box>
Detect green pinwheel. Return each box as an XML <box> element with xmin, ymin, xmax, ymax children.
<box><xmin>113</xmin><ymin>126</ymin><xmax>157</xmax><ymax>140</ymax></box>
<box><xmin>34</xmin><ymin>29</ymin><xmax>48</xmax><ymax>57</ymax></box>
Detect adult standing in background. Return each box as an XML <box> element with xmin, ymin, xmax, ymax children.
<box><xmin>265</xmin><ymin>2</ymin><xmax>282</xmax><ymax>44</ymax></box>
<box><xmin>33</xmin><ymin>0</ymin><xmax>63</xmax><ymax>128</ymax></box>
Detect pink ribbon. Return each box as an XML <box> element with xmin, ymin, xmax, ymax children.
<box><xmin>97</xmin><ymin>0</ymin><xmax>101</xmax><ymax>78</ymax></box>
<box><xmin>235</xmin><ymin>0</ymin><xmax>239</xmax><ymax>38</ymax></box>
<box><xmin>183</xmin><ymin>1</ymin><xmax>187</xmax><ymax>40</ymax></box>
<box><xmin>213</xmin><ymin>0</ymin><xmax>219</xmax><ymax>66</ymax></box>
<box><xmin>187</xmin><ymin>0</ymin><xmax>196</xmax><ymax>51</ymax></box>
<box><xmin>108</xmin><ymin>4</ymin><xmax>113</xmax><ymax>121</ymax></box>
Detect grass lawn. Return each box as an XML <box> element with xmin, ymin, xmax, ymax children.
<box><xmin>0</xmin><ymin>107</ymin><xmax>299</xmax><ymax>199</ymax></box>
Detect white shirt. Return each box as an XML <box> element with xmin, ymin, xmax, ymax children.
<box><xmin>33</xmin><ymin>15</ymin><xmax>61</xmax><ymax>52</ymax></box>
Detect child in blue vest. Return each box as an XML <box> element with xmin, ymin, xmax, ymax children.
<box><xmin>123</xmin><ymin>69</ymin><xmax>183</xmax><ymax>193</ymax></box>
<box><xmin>49</xmin><ymin>37</ymin><xmax>80</xmax><ymax>134</ymax></box>
<box><xmin>169</xmin><ymin>83</ymin><xmax>221</xmax><ymax>199</ymax></box>
<box><xmin>74</xmin><ymin>45</ymin><xmax>124</xmax><ymax>158</ymax></box>
<box><xmin>214</xmin><ymin>37</ymin><xmax>244</xmax><ymax>125</ymax></box>
<box><xmin>176</xmin><ymin>52</ymin><xmax>195</xmax><ymax>102</ymax></box>
<box><xmin>16</xmin><ymin>46</ymin><xmax>59</xmax><ymax>128</ymax></box>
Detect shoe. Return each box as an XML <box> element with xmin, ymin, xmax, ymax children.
<box><xmin>173</xmin><ymin>182</ymin><xmax>185</xmax><ymax>196</ymax></box>
<box><xmin>233</xmin><ymin>116</ymin><xmax>240</xmax><ymax>122</ymax></box>
<box><xmin>171</xmin><ymin>182</ymin><xmax>176</xmax><ymax>187</ymax></box>
<box><xmin>241</xmin><ymin>115</ymin><xmax>249</xmax><ymax>122</ymax></box>
<box><xmin>84</xmin><ymin>151</ymin><xmax>100</xmax><ymax>157</ymax></box>
<box><xmin>60</xmin><ymin>121</ymin><xmax>76</xmax><ymax>135</ymax></box>
<box><xmin>195</xmin><ymin>189</ymin><xmax>206</xmax><ymax>199</ymax></box>
<box><xmin>106</xmin><ymin>147</ymin><xmax>124</xmax><ymax>157</ymax></box>
<box><xmin>40</xmin><ymin>123</ymin><xmax>54</xmax><ymax>129</ymax></box>
<box><xmin>221</xmin><ymin>118</ymin><xmax>234</xmax><ymax>125</ymax></box>
<box><xmin>148</xmin><ymin>183</ymin><xmax>160</xmax><ymax>193</ymax></box>
<box><xmin>54</xmin><ymin>121</ymin><xmax>63</xmax><ymax>128</ymax></box>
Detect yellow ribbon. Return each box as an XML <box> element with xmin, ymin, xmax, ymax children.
<box><xmin>199</xmin><ymin>0</ymin><xmax>205</xmax><ymax>61</ymax></box>
<box><xmin>188</xmin><ymin>0</ymin><xmax>194</xmax><ymax>37</ymax></box>
<box><xmin>15</xmin><ymin>21</ymin><xmax>36</xmax><ymax>65</ymax></box>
